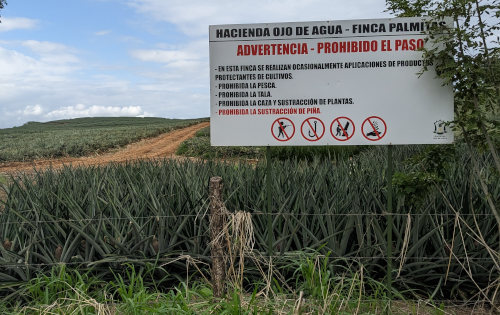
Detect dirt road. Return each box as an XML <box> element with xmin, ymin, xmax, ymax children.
<box><xmin>0</xmin><ymin>122</ymin><xmax>210</xmax><ymax>175</ymax></box>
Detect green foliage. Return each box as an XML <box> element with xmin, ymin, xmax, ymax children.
<box><xmin>177</xmin><ymin>125</ymin><xmax>366</xmax><ymax>161</ymax></box>
<box><xmin>110</xmin><ymin>264</ymin><xmax>171</xmax><ymax>314</ymax></box>
<box><xmin>293</xmin><ymin>250</ymin><xmax>332</xmax><ymax>298</ymax></box>
<box><xmin>270</xmin><ymin>145</ymin><xmax>365</xmax><ymax>161</ymax></box>
<box><xmin>0</xmin><ymin>259</ymin><xmax>490</xmax><ymax>313</ymax></box>
<box><xmin>195</xmin><ymin>126</ymin><xmax>210</xmax><ymax>137</ymax></box>
<box><xmin>385</xmin><ymin>0</ymin><xmax>499</xmax><ymax>167</ymax></box>
<box><xmin>0</xmin><ymin>174</ymin><xmax>7</xmax><ymax>186</ymax></box>
<box><xmin>288</xmin><ymin>250</ymin><xmax>398</xmax><ymax>313</ymax></box>
<box><xmin>2</xmin><ymin>264</ymin><xmax>109</xmax><ymax>313</ymax></box>
<box><xmin>393</xmin><ymin>145</ymin><xmax>455</xmax><ymax>206</ymax></box>
<box><xmin>393</xmin><ymin>171</ymin><xmax>441</xmax><ymax>206</ymax></box>
<box><xmin>111</xmin><ymin>264</ymin><xmax>147</xmax><ymax>302</ymax></box>
<box><xmin>385</xmin><ymin>0</ymin><xmax>434</xmax><ymax>16</ymax></box>
<box><xmin>177</xmin><ymin>134</ymin><xmax>261</xmax><ymax>159</ymax></box>
<box><xmin>177</xmin><ymin>126</ymin><xmax>261</xmax><ymax>159</ymax></box>
<box><xmin>0</xmin><ymin>145</ymin><xmax>497</xmax><ymax>303</ymax></box>
<box><xmin>0</xmin><ymin>117</ymin><xmax>207</xmax><ymax>161</ymax></box>
<box><xmin>25</xmin><ymin>264</ymin><xmax>105</xmax><ymax>305</ymax></box>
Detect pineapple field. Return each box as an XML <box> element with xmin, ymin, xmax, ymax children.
<box><xmin>0</xmin><ymin>117</ymin><xmax>207</xmax><ymax>162</ymax></box>
<box><xmin>0</xmin><ymin>130</ymin><xmax>498</xmax><ymax>313</ymax></box>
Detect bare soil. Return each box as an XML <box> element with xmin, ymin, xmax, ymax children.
<box><xmin>0</xmin><ymin>122</ymin><xmax>210</xmax><ymax>176</ymax></box>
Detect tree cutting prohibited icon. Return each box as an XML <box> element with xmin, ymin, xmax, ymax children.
<box><xmin>330</xmin><ymin>116</ymin><xmax>355</xmax><ymax>141</ymax></box>
<box><xmin>271</xmin><ymin>117</ymin><xmax>295</xmax><ymax>141</ymax></box>
<box><xmin>362</xmin><ymin>116</ymin><xmax>387</xmax><ymax>141</ymax></box>
<box><xmin>301</xmin><ymin>117</ymin><xmax>325</xmax><ymax>142</ymax></box>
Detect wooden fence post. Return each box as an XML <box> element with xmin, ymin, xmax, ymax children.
<box><xmin>209</xmin><ymin>176</ymin><xmax>226</xmax><ymax>298</ymax></box>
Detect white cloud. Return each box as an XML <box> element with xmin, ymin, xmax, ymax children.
<box><xmin>0</xmin><ymin>47</ymin><xmax>40</xmax><ymax>78</ymax></box>
<box><xmin>45</xmin><ymin>104</ymin><xmax>145</xmax><ymax>119</ymax></box>
<box><xmin>130</xmin><ymin>39</ymin><xmax>208</xmax><ymax>75</ymax></box>
<box><xmin>131</xmin><ymin>49</ymin><xmax>198</xmax><ymax>64</ymax></box>
<box><xmin>0</xmin><ymin>17</ymin><xmax>38</xmax><ymax>32</ymax></box>
<box><xmin>22</xmin><ymin>40</ymin><xmax>80</xmax><ymax>65</ymax></box>
<box><xmin>0</xmin><ymin>38</ymin><xmax>209</xmax><ymax>128</ymax></box>
<box><xmin>129</xmin><ymin>0</ymin><xmax>391</xmax><ymax>37</ymax></box>
<box><xmin>21</xmin><ymin>104</ymin><xmax>44</xmax><ymax>116</ymax></box>
<box><xmin>21</xmin><ymin>40</ymin><xmax>72</xmax><ymax>54</ymax></box>
<box><xmin>95</xmin><ymin>30</ymin><xmax>112</xmax><ymax>36</ymax></box>
<box><xmin>0</xmin><ymin>41</ymin><xmax>154</xmax><ymax>127</ymax></box>
<box><xmin>0</xmin><ymin>41</ymin><xmax>79</xmax><ymax>84</ymax></box>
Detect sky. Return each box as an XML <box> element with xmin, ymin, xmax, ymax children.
<box><xmin>0</xmin><ymin>0</ymin><xmax>392</xmax><ymax>129</ymax></box>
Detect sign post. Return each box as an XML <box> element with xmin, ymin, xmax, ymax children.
<box><xmin>387</xmin><ymin>145</ymin><xmax>394</xmax><ymax>299</ymax></box>
<box><xmin>209</xmin><ymin>17</ymin><xmax>454</xmax><ymax>297</ymax></box>
<box><xmin>266</xmin><ymin>146</ymin><xmax>273</xmax><ymax>257</ymax></box>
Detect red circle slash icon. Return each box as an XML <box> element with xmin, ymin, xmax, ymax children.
<box><xmin>271</xmin><ymin>117</ymin><xmax>295</xmax><ymax>142</ymax></box>
<box><xmin>361</xmin><ymin>116</ymin><xmax>387</xmax><ymax>141</ymax></box>
<box><xmin>330</xmin><ymin>116</ymin><xmax>355</xmax><ymax>141</ymax></box>
<box><xmin>300</xmin><ymin>117</ymin><xmax>325</xmax><ymax>142</ymax></box>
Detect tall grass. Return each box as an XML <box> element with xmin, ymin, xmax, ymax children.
<box><xmin>1</xmin><ymin>262</ymin><xmax>424</xmax><ymax>314</ymax></box>
<box><xmin>0</xmin><ymin>144</ymin><xmax>498</xmax><ymax>303</ymax></box>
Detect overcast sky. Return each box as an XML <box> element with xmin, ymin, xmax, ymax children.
<box><xmin>0</xmin><ymin>0</ymin><xmax>392</xmax><ymax>129</ymax></box>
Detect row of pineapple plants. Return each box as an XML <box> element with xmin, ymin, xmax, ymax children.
<box><xmin>0</xmin><ymin>144</ymin><xmax>498</xmax><ymax>303</ymax></box>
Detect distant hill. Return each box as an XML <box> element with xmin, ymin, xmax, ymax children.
<box><xmin>16</xmin><ymin>117</ymin><xmax>203</xmax><ymax>130</ymax></box>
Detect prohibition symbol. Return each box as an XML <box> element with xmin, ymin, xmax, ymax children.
<box><xmin>330</xmin><ymin>116</ymin><xmax>355</xmax><ymax>141</ymax></box>
<box><xmin>362</xmin><ymin>116</ymin><xmax>387</xmax><ymax>141</ymax></box>
<box><xmin>271</xmin><ymin>117</ymin><xmax>295</xmax><ymax>141</ymax></box>
<box><xmin>301</xmin><ymin>117</ymin><xmax>325</xmax><ymax>141</ymax></box>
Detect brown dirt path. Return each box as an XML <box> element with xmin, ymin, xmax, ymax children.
<box><xmin>0</xmin><ymin>122</ymin><xmax>210</xmax><ymax>175</ymax></box>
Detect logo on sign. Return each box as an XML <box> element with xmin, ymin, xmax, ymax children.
<box><xmin>330</xmin><ymin>117</ymin><xmax>355</xmax><ymax>141</ymax></box>
<box><xmin>301</xmin><ymin>117</ymin><xmax>325</xmax><ymax>141</ymax></box>
<box><xmin>433</xmin><ymin>120</ymin><xmax>448</xmax><ymax>135</ymax></box>
<box><xmin>271</xmin><ymin>117</ymin><xmax>295</xmax><ymax>142</ymax></box>
<box><xmin>432</xmin><ymin>119</ymin><xmax>451</xmax><ymax>140</ymax></box>
<box><xmin>362</xmin><ymin>116</ymin><xmax>387</xmax><ymax>141</ymax></box>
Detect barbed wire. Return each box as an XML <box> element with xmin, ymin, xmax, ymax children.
<box><xmin>0</xmin><ymin>212</ymin><xmax>496</xmax><ymax>225</ymax></box>
<box><xmin>0</xmin><ymin>255</ymin><xmax>498</xmax><ymax>269</ymax></box>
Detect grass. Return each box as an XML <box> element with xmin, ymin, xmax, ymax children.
<box><xmin>0</xmin><ymin>117</ymin><xmax>207</xmax><ymax>161</ymax></box>
<box><xmin>0</xmin><ymin>174</ymin><xmax>7</xmax><ymax>186</ymax></box>
<box><xmin>0</xmin><ymin>258</ymin><xmax>473</xmax><ymax>314</ymax></box>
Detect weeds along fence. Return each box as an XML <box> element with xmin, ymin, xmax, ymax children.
<box><xmin>0</xmin><ymin>145</ymin><xmax>498</xmax><ymax>302</ymax></box>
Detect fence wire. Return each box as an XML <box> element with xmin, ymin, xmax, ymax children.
<box><xmin>0</xmin><ymin>212</ymin><xmax>496</xmax><ymax>225</ymax></box>
<box><xmin>0</xmin><ymin>251</ymin><xmax>498</xmax><ymax>269</ymax></box>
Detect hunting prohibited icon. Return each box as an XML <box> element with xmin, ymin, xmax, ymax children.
<box><xmin>362</xmin><ymin>116</ymin><xmax>387</xmax><ymax>141</ymax></box>
<box><xmin>300</xmin><ymin>117</ymin><xmax>325</xmax><ymax>142</ymax></box>
<box><xmin>330</xmin><ymin>116</ymin><xmax>355</xmax><ymax>141</ymax></box>
<box><xmin>271</xmin><ymin>117</ymin><xmax>295</xmax><ymax>142</ymax></box>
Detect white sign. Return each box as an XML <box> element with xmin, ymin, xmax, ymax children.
<box><xmin>209</xmin><ymin>17</ymin><xmax>454</xmax><ymax>146</ymax></box>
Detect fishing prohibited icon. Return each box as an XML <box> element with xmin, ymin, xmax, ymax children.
<box><xmin>271</xmin><ymin>117</ymin><xmax>295</xmax><ymax>142</ymax></box>
<box><xmin>362</xmin><ymin>116</ymin><xmax>387</xmax><ymax>141</ymax></box>
<box><xmin>330</xmin><ymin>117</ymin><xmax>355</xmax><ymax>141</ymax></box>
<box><xmin>301</xmin><ymin>117</ymin><xmax>325</xmax><ymax>142</ymax></box>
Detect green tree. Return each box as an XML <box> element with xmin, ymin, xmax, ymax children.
<box><xmin>385</xmin><ymin>0</ymin><xmax>499</xmax><ymax>170</ymax></box>
<box><xmin>0</xmin><ymin>0</ymin><xmax>6</xmax><ymax>22</ymax></box>
<box><xmin>386</xmin><ymin>2</ymin><xmax>500</xmax><ymax>295</ymax></box>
